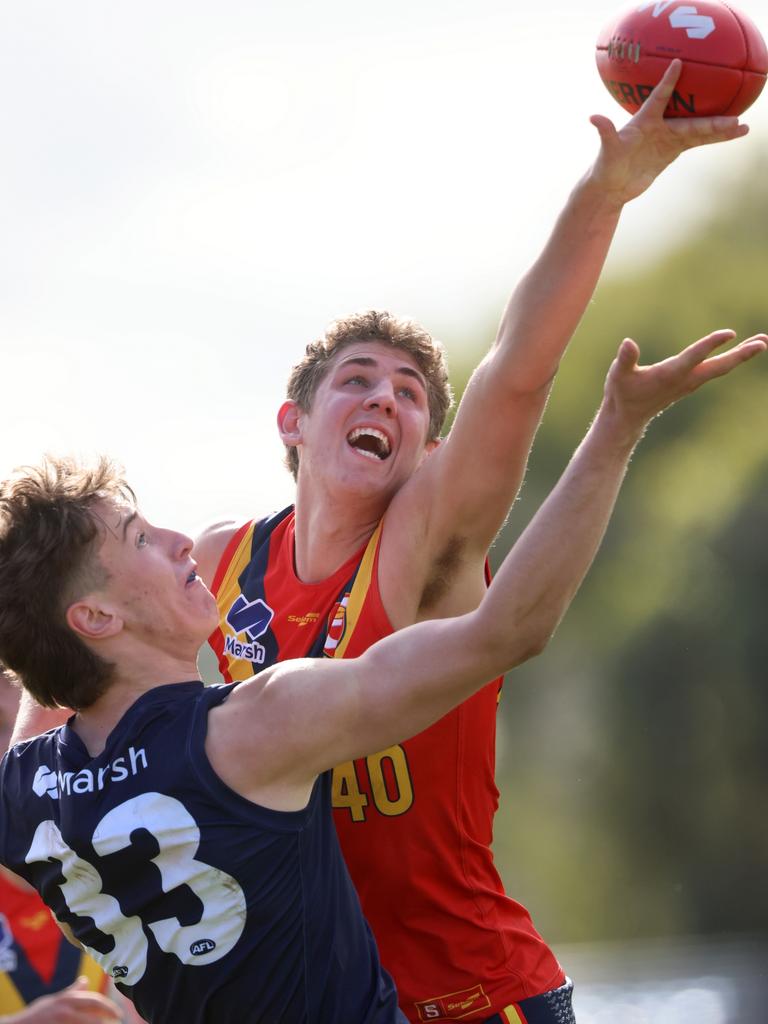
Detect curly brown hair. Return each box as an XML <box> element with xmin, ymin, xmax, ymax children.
<box><xmin>0</xmin><ymin>455</ymin><xmax>135</xmax><ymax>711</ymax></box>
<box><xmin>283</xmin><ymin>310</ymin><xmax>453</xmax><ymax>479</ymax></box>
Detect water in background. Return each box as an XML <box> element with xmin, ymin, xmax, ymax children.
<box><xmin>558</xmin><ymin>937</ymin><xmax>767</xmax><ymax>1024</ymax></box>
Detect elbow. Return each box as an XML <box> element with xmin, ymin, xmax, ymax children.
<box><xmin>486</xmin><ymin>618</ymin><xmax>556</xmax><ymax>673</ymax></box>
<box><xmin>512</xmin><ymin>630</ymin><xmax>551</xmax><ymax>665</ymax></box>
<box><xmin>524</xmin><ymin>629</ymin><xmax>553</xmax><ymax>661</ymax></box>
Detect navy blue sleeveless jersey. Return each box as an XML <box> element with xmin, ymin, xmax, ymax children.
<box><xmin>0</xmin><ymin>682</ymin><xmax>405</xmax><ymax>1024</ymax></box>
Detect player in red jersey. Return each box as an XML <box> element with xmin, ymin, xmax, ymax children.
<box><xmin>200</xmin><ymin>66</ymin><xmax>753</xmax><ymax>1023</ymax></box>
<box><xmin>11</xmin><ymin>64</ymin><xmax>756</xmax><ymax>1023</ymax></box>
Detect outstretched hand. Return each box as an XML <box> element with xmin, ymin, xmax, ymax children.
<box><xmin>589</xmin><ymin>60</ymin><xmax>750</xmax><ymax>204</ymax></box>
<box><xmin>602</xmin><ymin>329</ymin><xmax>767</xmax><ymax>437</ymax></box>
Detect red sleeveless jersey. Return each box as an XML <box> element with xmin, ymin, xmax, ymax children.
<box><xmin>208</xmin><ymin>508</ymin><xmax>565</xmax><ymax>1023</ymax></box>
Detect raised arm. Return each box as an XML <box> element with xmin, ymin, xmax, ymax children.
<box><xmin>415</xmin><ymin>60</ymin><xmax>750</xmax><ymax>558</ymax></box>
<box><xmin>209</xmin><ymin>330</ymin><xmax>766</xmax><ymax>808</ymax></box>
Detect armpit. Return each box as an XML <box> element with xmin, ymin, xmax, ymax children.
<box><xmin>418</xmin><ymin>537</ymin><xmax>466</xmax><ymax>612</ymax></box>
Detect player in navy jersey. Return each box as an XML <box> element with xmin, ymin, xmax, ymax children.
<box><xmin>0</xmin><ymin>327</ymin><xmax>765</xmax><ymax>1024</ymax></box>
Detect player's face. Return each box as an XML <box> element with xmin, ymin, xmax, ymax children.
<box><xmin>92</xmin><ymin>500</ymin><xmax>218</xmax><ymax>656</ymax></box>
<box><xmin>296</xmin><ymin>342</ymin><xmax>434</xmax><ymax>500</ymax></box>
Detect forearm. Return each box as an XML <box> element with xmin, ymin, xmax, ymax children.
<box><xmin>354</xmin><ymin>403</ymin><xmax>642</xmax><ymax>753</ymax></box>
<box><xmin>493</xmin><ymin>171</ymin><xmax>624</xmax><ymax>392</ymax></box>
<box><xmin>421</xmin><ymin>173</ymin><xmax>627</xmax><ymax>544</ymax></box>
<box><xmin>475</xmin><ymin>402</ymin><xmax>640</xmax><ymax>662</ymax></box>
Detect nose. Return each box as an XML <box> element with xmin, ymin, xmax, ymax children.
<box><xmin>169</xmin><ymin>530</ymin><xmax>194</xmax><ymax>560</ymax></box>
<box><xmin>363</xmin><ymin>379</ymin><xmax>396</xmax><ymax>416</ymax></box>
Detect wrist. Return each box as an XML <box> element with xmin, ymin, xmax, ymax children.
<box><xmin>575</xmin><ymin>167</ymin><xmax>628</xmax><ymax>217</ymax></box>
<box><xmin>590</xmin><ymin>400</ymin><xmax>649</xmax><ymax>454</ymax></box>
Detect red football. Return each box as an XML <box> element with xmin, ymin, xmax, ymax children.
<box><xmin>596</xmin><ymin>1</ymin><xmax>768</xmax><ymax>116</ymax></box>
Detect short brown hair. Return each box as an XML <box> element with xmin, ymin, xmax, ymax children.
<box><xmin>0</xmin><ymin>456</ymin><xmax>135</xmax><ymax>711</ymax></box>
<box><xmin>283</xmin><ymin>310</ymin><xmax>453</xmax><ymax>478</ymax></box>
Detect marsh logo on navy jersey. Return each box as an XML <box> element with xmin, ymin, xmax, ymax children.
<box><xmin>31</xmin><ymin>747</ymin><xmax>149</xmax><ymax>800</ymax></box>
<box><xmin>224</xmin><ymin>595</ymin><xmax>274</xmax><ymax>665</ymax></box>
<box><xmin>33</xmin><ymin>764</ymin><xmax>60</xmax><ymax>799</ymax></box>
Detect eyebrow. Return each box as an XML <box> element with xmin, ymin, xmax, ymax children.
<box><xmin>121</xmin><ymin>510</ymin><xmax>138</xmax><ymax>540</ymax></box>
<box><xmin>337</xmin><ymin>355</ymin><xmax>427</xmax><ymax>390</ymax></box>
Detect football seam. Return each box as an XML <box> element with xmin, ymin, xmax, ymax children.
<box><xmin>595</xmin><ymin>48</ymin><xmax>766</xmax><ymax>76</ymax></box>
<box><xmin>721</xmin><ymin>2</ymin><xmax>756</xmax><ymax>68</ymax></box>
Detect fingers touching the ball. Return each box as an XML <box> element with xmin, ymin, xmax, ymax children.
<box><xmin>644</xmin><ymin>58</ymin><xmax>683</xmax><ymax>109</ymax></box>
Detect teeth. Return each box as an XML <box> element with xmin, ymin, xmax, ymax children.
<box><xmin>347</xmin><ymin>427</ymin><xmax>391</xmax><ymax>459</ymax></box>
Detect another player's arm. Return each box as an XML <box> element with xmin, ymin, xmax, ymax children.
<box><xmin>210</xmin><ymin>330</ymin><xmax>766</xmax><ymax>808</ymax></box>
<box><xmin>400</xmin><ymin>60</ymin><xmax>750</xmax><ymax>562</ymax></box>
<box><xmin>9</xmin><ymin>690</ymin><xmax>69</xmax><ymax>747</ymax></box>
<box><xmin>192</xmin><ymin>519</ymin><xmax>240</xmax><ymax>588</ymax></box>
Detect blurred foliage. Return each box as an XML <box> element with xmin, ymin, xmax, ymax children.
<box><xmin>447</xmin><ymin>151</ymin><xmax>768</xmax><ymax>945</ymax></box>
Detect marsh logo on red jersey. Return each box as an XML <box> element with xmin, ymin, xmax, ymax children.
<box><xmin>323</xmin><ymin>594</ymin><xmax>349</xmax><ymax>656</ymax></box>
<box><xmin>224</xmin><ymin>595</ymin><xmax>274</xmax><ymax>665</ymax></box>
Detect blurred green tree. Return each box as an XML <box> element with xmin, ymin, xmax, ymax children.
<box><xmin>443</xmin><ymin>150</ymin><xmax>768</xmax><ymax>945</ymax></box>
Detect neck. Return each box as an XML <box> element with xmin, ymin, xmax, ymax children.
<box><xmin>292</xmin><ymin>476</ymin><xmax>386</xmax><ymax>582</ymax></box>
<box><xmin>73</xmin><ymin>648</ymin><xmax>200</xmax><ymax>757</ymax></box>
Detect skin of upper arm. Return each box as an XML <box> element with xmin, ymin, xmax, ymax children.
<box><xmin>204</xmin><ymin>614</ymin><xmax>498</xmax><ymax>809</ymax></box>
<box><xmin>378</xmin><ymin>374</ymin><xmax>541</xmax><ymax>628</ymax></box>
<box><xmin>9</xmin><ymin>690</ymin><xmax>70</xmax><ymax>748</ymax></box>
<box><xmin>205</xmin><ymin>658</ymin><xmax>387</xmax><ymax>809</ymax></box>
<box><xmin>418</xmin><ymin>351</ymin><xmax>551</xmax><ymax>553</ymax></box>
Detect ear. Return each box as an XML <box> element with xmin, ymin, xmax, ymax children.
<box><xmin>277</xmin><ymin>400</ymin><xmax>303</xmax><ymax>446</ymax></box>
<box><xmin>418</xmin><ymin>437</ymin><xmax>441</xmax><ymax>464</ymax></box>
<box><xmin>65</xmin><ymin>598</ymin><xmax>124</xmax><ymax>642</ymax></box>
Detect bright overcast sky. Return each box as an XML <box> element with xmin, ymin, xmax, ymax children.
<box><xmin>2</xmin><ymin>0</ymin><xmax>767</xmax><ymax>534</ymax></box>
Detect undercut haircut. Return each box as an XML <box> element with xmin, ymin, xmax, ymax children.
<box><xmin>283</xmin><ymin>310</ymin><xmax>453</xmax><ymax>479</ymax></box>
<box><xmin>0</xmin><ymin>455</ymin><xmax>135</xmax><ymax>710</ymax></box>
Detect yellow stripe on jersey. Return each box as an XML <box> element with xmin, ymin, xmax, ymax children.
<box><xmin>503</xmin><ymin>1005</ymin><xmax>526</xmax><ymax>1024</ymax></box>
<box><xmin>215</xmin><ymin>524</ymin><xmax>257</xmax><ymax>612</ymax></box>
<box><xmin>79</xmin><ymin>950</ymin><xmax>108</xmax><ymax>992</ymax></box>
<box><xmin>0</xmin><ymin>972</ymin><xmax>25</xmax><ymax>1012</ymax></box>
<box><xmin>331</xmin><ymin>521</ymin><xmax>383</xmax><ymax>660</ymax></box>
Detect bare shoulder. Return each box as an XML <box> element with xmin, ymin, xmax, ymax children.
<box><xmin>9</xmin><ymin>690</ymin><xmax>70</xmax><ymax>748</ymax></box>
<box><xmin>193</xmin><ymin>519</ymin><xmax>244</xmax><ymax>588</ymax></box>
<box><xmin>204</xmin><ymin>663</ymin><xmax>321</xmax><ymax>809</ymax></box>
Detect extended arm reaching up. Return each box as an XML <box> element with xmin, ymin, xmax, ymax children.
<box><xmin>410</xmin><ymin>60</ymin><xmax>751</xmax><ymax>565</ymax></box>
<box><xmin>210</xmin><ymin>330</ymin><xmax>766</xmax><ymax>808</ymax></box>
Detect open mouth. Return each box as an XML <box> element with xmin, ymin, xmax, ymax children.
<box><xmin>347</xmin><ymin>427</ymin><xmax>391</xmax><ymax>461</ymax></box>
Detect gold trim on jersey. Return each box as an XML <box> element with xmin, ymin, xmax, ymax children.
<box><xmin>503</xmin><ymin>1005</ymin><xmax>526</xmax><ymax>1024</ymax></box>
<box><xmin>330</xmin><ymin>521</ymin><xmax>383</xmax><ymax>661</ymax></box>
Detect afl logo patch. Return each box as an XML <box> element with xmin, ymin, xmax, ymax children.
<box><xmin>190</xmin><ymin>938</ymin><xmax>216</xmax><ymax>956</ymax></box>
